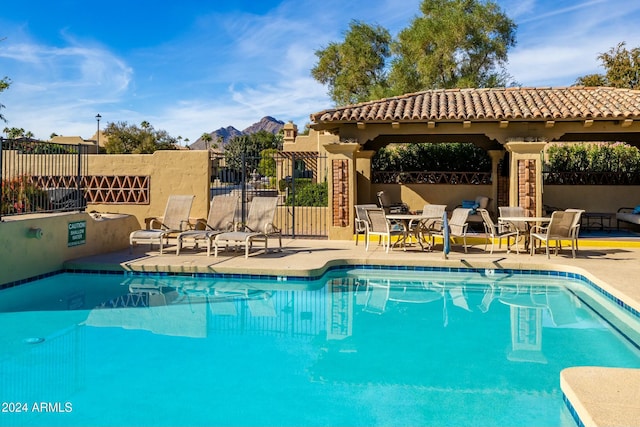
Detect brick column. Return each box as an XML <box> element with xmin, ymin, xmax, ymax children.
<box><xmin>324</xmin><ymin>142</ymin><xmax>360</xmax><ymax>240</ymax></box>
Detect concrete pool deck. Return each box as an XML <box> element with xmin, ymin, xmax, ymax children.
<box><xmin>65</xmin><ymin>235</ymin><xmax>640</xmax><ymax>427</ymax></box>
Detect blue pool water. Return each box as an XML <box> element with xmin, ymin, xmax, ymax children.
<box><xmin>1</xmin><ymin>268</ymin><xmax>640</xmax><ymax>427</ymax></box>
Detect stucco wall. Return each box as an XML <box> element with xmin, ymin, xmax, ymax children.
<box><xmin>0</xmin><ymin>212</ymin><xmax>139</xmax><ymax>286</ymax></box>
<box><xmin>543</xmin><ymin>185</ymin><xmax>639</xmax><ymax>213</ymax></box>
<box><xmin>87</xmin><ymin>150</ymin><xmax>210</xmax><ymax>228</ymax></box>
<box><xmin>370</xmin><ymin>184</ymin><xmax>493</xmax><ymax>213</ymax></box>
<box><xmin>368</xmin><ymin>183</ymin><xmax>638</xmax><ymax>215</ymax></box>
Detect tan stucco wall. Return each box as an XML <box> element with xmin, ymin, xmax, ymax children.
<box><xmin>0</xmin><ymin>212</ymin><xmax>139</xmax><ymax>286</ymax></box>
<box><xmin>87</xmin><ymin>150</ymin><xmax>210</xmax><ymax>228</ymax></box>
<box><xmin>369</xmin><ymin>184</ymin><xmax>493</xmax><ymax>213</ymax></box>
<box><xmin>543</xmin><ymin>185</ymin><xmax>639</xmax><ymax>213</ymax></box>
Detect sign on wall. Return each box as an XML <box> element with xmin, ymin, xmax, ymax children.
<box><xmin>68</xmin><ymin>221</ymin><xmax>86</xmax><ymax>247</ymax></box>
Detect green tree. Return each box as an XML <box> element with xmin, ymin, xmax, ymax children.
<box><xmin>200</xmin><ymin>132</ymin><xmax>214</xmax><ymax>151</ymax></box>
<box><xmin>575</xmin><ymin>42</ymin><xmax>640</xmax><ymax>89</ymax></box>
<box><xmin>103</xmin><ymin>121</ymin><xmax>177</xmax><ymax>154</ymax></box>
<box><xmin>0</xmin><ymin>76</ymin><xmax>9</xmax><ymax>123</ymax></box>
<box><xmin>258</xmin><ymin>148</ymin><xmax>279</xmax><ymax>177</ymax></box>
<box><xmin>3</xmin><ymin>127</ymin><xmax>26</xmax><ymax>139</ymax></box>
<box><xmin>0</xmin><ymin>38</ymin><xmax>9</xmax><ymax>123</ymax></box>
<box><xmin>391</xmin><ymin>0</ymin><xmax>516</xmax><ymax>91</ymax></box>
<box><xmin>312</xmin><ymin>20</ymin><xmax>392</xmax><ymax>105</ymax></box>
<box><xmin>311</xmin><ymin>0</ymin><xmax>516</xmax><ymax>105</ymax></box>
<box><xmin>224</xmin><ymin>131</ymin><xmax>282</xmax><ymax>172</ymax></box>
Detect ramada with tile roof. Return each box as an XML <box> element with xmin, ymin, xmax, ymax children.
<box><xmin>308</xmin><ymin>86</ymin><xmax>640</xmax><ymax>150</ymax></box>
<box><xmin>282</xmin><ymin>87</ymin><xmax>640</xmax><ymax>238</ymax></box>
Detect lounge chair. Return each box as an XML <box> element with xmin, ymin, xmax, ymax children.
<box><xmin>176</xmin><ymin>195</ymin><xmax>239</xmax><ymax>256</ymax></box>
<box><xmin>129</xmin><ymin>195</ymin><xmax>195</xmax><ymax>254</ymax></box>
<box><xmin>213</xmin><ymin>196</ymin><xmax>282</xmax><ymax>258</ymax></box>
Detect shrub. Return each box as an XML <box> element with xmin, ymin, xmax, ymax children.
<box><xmin>545</xmin><ymin>142</ymin><xmax>640</xmax><ymax>172</ymax></box>
<box><xmin>285</xmin><ymin>180</ymin><xmax>328</xmax><ymax>207</ymax></box>
<box><xmin>1</xmin><ymin>176</ymin><xmax>49</xmax><ymax>214</ymax></box>
<box><xmin>372</xmin><ymin>142</ymin><xmax>491</xmax><ymax>172</ymax></box>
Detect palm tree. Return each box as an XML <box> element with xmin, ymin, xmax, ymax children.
<box><xmin>201</xmin><ymin>132</ymin><xmax>213</xmax><ymax>152</ymax></box>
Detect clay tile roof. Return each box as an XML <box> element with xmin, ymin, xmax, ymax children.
<box><xmin>309</xmin><ymin>87</ymin><xmax>640</xmax><ymax>124</ymax></box>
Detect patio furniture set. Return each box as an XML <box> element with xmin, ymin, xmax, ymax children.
<box><xmin>129</xmin><ymin>194</ymin><xmax>282</xmax><ymax>258</ymax></box>
<box><xmin>356</xmin><ymin>201</ymin><xmax>585</xmax><ymax>259</ymax></box>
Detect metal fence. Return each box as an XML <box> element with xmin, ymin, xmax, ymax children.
<box><xmin>0</xmin><ymin>138</ymin><xmax>89</xmax><ymax>220</ymax></box>
<box><xmin>210</xmin><ymin>151</ymin><xmax>328</xmax><ymax>238</ymax></box>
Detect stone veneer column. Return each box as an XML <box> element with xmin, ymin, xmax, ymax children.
<box><xmin>504</xmin><ymin>139</ymin><xmax>547</xmax><ymax>217</ymax></box>
<box><xmin>323</xmin><ymin>142</ymin><xmax>360</xmax><ymax>240</ymax></box>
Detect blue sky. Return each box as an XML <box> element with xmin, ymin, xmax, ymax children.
<box><xmin>1</xmin><ymin>0</ymin><xmax>640</xmax><ymax>143</ymax></box>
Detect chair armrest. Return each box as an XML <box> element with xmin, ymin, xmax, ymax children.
<box><xmin>184</xmin><ymin>220</ymin><xmax>194</xmax><ymax>230</ymax></box>
<box><xmin>529</xmin><ymin>224</ymin><xmax>547</xmax><ymax>234</ymax></box>
<box><xmin>428</xmin><ymin>219</ymin><xmax>444</xmax><ymax>232</ymax></box>
<box><xmin>145</xmin><ymin>216</ymin><xmax>162</xmax><ymax>229</ymax></box>
<box><xmin>355</xmin><ymin>218</ymin><xmax>368</xmax><ymax>232</ymax></box>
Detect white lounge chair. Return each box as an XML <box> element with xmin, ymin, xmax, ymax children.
<box><xmin>129</xmin><ymin>195</ymin><xmax>195</xmax><ymax>254</ymax></box>
<box><xmin>213</xmin><ymin>196</ymin><xmax>282</xmax><ymax>258</ymax></box>
<box><xmin>176</xmin><ymin>195</ymin><xmax>239</xmax><ymax>256</ymax></box>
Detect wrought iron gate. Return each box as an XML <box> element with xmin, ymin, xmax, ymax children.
<box><xmin>209</xmin><ymin>151</ymin><xmax>328</xmax><ymax>238</ymax></box>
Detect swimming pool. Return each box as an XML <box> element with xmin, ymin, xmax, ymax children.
<box><xmin>1</xmin><ymin>267</ymin><xmax>639</xmax><ymax>427</ymax></box>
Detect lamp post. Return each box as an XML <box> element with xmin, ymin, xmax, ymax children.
<box><xmin>95</xmin><ymin>113</ymin><xmax>101</xmax><ymax>153</ymax></box>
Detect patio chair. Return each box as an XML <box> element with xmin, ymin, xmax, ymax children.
<box><xmin>498</xmin><ymin>206</ymin><xmax>528</xmax><ymax>249</ymax></box>
<box><xmin>176</xmin><ymin>195</ymin><xmax>239</xmax><ymax>256</ymax></box>
<box><xmin>458</xmin><ymin>196</ymin><xmax>490</xmax><ymax>227</ymax></box>
<box><xmin>565</xmin><ymin>208</ymin><xmax>585</xmax><ymax>253</ymax></box>
<box><xmin>354</xmin><ymin>203</ymin><xmax>378</xmax><ymax>246</ymax></box>
<box><xmin>429</xmin><ymin>208</ymin><xmax>471</xmax><ymax>253</ymax></box>
<box><xmin>129</xmin><ymin>194</ymin><xmax>195</xmax><ymax>254</ymax></box>
<box><xmin>213</xmin><ymin>196</ymin><xmax>282</xmax><ymax>258</ymax></box>
<box><xmin>411</xmin><ymin>204</ymin><xmax>447</xmax><ymax>247</ymax></box>
<box><xmin>530</xmin><ymin>210</ymin><xmax>579</xmax><ymax>258</ymax></box>
<box><xmin>376</xmin><ymin>190</ymin><xmax>409</xmax><ymax>214</ymax></box>
<box><xmin>364</xmin><ymin>207</ymin><xmax>407</xmax><ymax>253</ymax></box>
<box><xmin>479</xmin><ymin>208</ymin><xmax>519</xmax><ymax>254</ymax></box>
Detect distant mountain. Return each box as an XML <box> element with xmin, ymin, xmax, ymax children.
<box><xmin>189</xmin><ymin>116</ymin><xmax>285</xmax><ymax>150</ymax></box>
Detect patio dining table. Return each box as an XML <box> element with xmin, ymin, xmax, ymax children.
<box><xmin>386</xmin><ymin>213</ymin><xmax>441</xmax><ymax>251</ymax></box>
